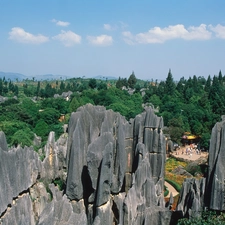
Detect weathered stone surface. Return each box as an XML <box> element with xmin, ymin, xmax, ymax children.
<box><xmin>112</xmin><ymin>193</ymin><xmax>126</xmax><ymax>224</ymax></box>
<box><xmin>66</xmin><ymin>104</ymin><xmax>128</xmax><ymax>201</ymax></box>
<box><xmin>0</xmin><ymin>96</ymin><xmax>8</xmax><ymax>103</ymax></box>
<box><xmin>37</xmin><ymin>184</ymin><xmax>87</xmax><ymax>225</ymax></box>
<box><xmin>0</xmin><ymin>131</ymin><xmax>8</xmax><ymax>151</ymax></box>
<box><xmin>95</xmin><ymin>142</ymin><xmax>113</xmax><ymax>207</ymax></box>
<box><xmin>65</xmin><ymin>104</ymin><xmax>169</xmax><ymax>224</ymax></box>
<box><xmin>0</xmin><ymin>145</ymin><xmax>41</xmax><ymax>216</ymax></box>
<box><xmin>0</xmin><ymin>104</ymin><xmax>171</xmax><ymax>225</ymax></box>
<box><xmin>93</xmin><ymin>200</ymin><xmax>114</xmax><ymax>225</ymax></box>
<box><xmin>0</xmin><ymin>193</ymin><xmax>35</xmax><ymax>225</ymax></box>
<box><xmin>30</xmin><ymin>182</ymin><xmax>51</xmax><ymax>222</ymax></box>
<box><xmin>205</xmin><ymin>119</ymin><xmax>225</xmax><ymax>210</ymax></box>
<box><xmin>41</xmin><ymin>132</ymin><xmax>67</xmax><ymax>181</ymax></box>
<box><xmin>176</xmin><ymin>178</ymin><xmax>205</xmax><ymax>218</ymax></box>
<box><xmin>172</xmin><ymin>165</ymin><xmax>193</xmax><ymax>177</ymax></box>
<box><xmin>33</xmin><ymin>134</ymin><xmax>42</xmax><ymax>147</ymax></box>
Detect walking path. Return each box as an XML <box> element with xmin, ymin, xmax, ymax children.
<box><xmin>165</xmin><ymin>181</ymin><xmax>179</xmax><ymax>198</ymax></box>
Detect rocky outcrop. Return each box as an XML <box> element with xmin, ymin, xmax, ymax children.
<box><xmin>0</xmin><ymin>131</ymin><xmax>68</xmax><ymax>224</ymax></box>
<box><xmin>54</xmin><ymin>91</ymin><xmax>73</xmax><ymax>100</ymax></box>
<box><xmin>37</xmin><ymin>184</ymin><xmax>87</xmax><ymax>225</ymax></box>
<box><xmin>0</xmin><ymin>131</ymin><xmax>8</xmax><ymax>151</ymax></box>
<box><xmin>0</xmin><ymin>193</ymin><xmax>35</xmax><ymax>225</ymax></box>
<box><xmin>176</xmin><ymin>178</ymin><xmax>205</xmax><ymax>218</ymax></box>
<box><xmin>0</xmin><ymin>104</ymin><xmax>171</xmax><ymax>225</ymax></box>
<box><xmin>66</xmin><ymin>104</ymin><xmax>170</xmax><ymax>224</ymax></box>
<box><xmin>205</xmin><ymin>118</ymin><xmax>225</xmax><ymax>210</ymax></box>
<box><xmin>0</xmin><ymin>146</ymin><xmax>41</xmax><ymax>216</ymax></box>
<box><xmin>41</xmin><ymin>132</ymin><xmax>67</xmax><ymax>181</ymax></box>
<box><xmin>172</xmin><ymin>166</ymin><xmax>192</xmax><ymax>177</ymax></box>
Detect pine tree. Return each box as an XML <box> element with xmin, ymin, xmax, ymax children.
<box><xmin>165</xmin><ymin>69</ymin><xmax>176</xmax><ymax>96</ymax></box>
<box><xmin>128</xmin><ymin>71</ymin><xmax>137</xmax><ymax>88</ymax></box>
<box><xmin>204</xmin><ymin>75</ymin><xmax>211</xmax><ymax>92</ymax></box>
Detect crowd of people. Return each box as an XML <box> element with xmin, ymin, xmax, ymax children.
<box><xmin>175</xmin><ymin>143</ymin><xmax>202</xmax><ymax>158</ymax></box>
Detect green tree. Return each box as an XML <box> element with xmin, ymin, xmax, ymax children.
<box><xmin>97</xmin><ymin>81</ymin><xmax>107</xmax><ymax>90</ymax></box>
<box><xmin>168</xmin><ymin>117</ymin><xmax>184</xmax><ymax>144</ymax></box>
<box><xmin>165</xmin><ymin>69</ymin><xmax>176</xmax><ymax>96</ymax></box>
<box><xmin>36</xmin><ymin>81</ymin><xmax>40</xmax><ymax>97</ymax></box>
<box><xmin>204</xmin><ymin>75</ymin><xmax>211</xmax><ymax>92</ymax></box>
<box><xmin>128</xmin><ymin>71</ymin><xmax>137</xmax><ymax>88</ymax></box>
<box><xmin>149</xmin><ymin>94</ymin><xmax>162</xmax><ymax>108</ymax></box>
<box><xmin>38</xmin><ymin>108</ymin><xmax>60</xmax><ymax>125</ymax></box>
<box><xmin>88</xmin><ymin>78</ymin><xmax>97</xmax><ymax>89</ymax></box>
<box><xmin>116</xmin><ymin>77</ymin><xmax>128</xmax><ymax>89</ymax></box>
<box><xmin>11</xmin><ymin>128</ymin><xmax>34</xmax><ymax>147</ymax></box>
<box><xmin>34</xmin><ymin>119</ymin><xmax>49</xmax><ymax>140</ymax></box>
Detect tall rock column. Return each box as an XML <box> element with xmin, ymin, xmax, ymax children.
<box><xmin>206</xmin><ymin>118</ymin><xmax>225</xmax><ymax>210</ymax></box>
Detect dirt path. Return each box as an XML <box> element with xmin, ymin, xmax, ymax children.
<box><xmin>165</xmin><ymin>181</ymin><xmax>179</xmax><ymax>198</ymax></box>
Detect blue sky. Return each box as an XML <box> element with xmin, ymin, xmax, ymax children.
<box><xmin>0</xmin><ymin>0</ymin><xmax>225</xmax><ymax>81</ymax></box>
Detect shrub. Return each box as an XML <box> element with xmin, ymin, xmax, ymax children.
<box><xmin>53</xmin><ymin>178</ymin><xmax>65</xmax><ymax>191</ymax></box>
<box><xmin>11</xmin><ymin>128</ymin><xmax>34</xmax><ymax>147</ymax></box>
<box><xmin>34</xmin><ymin>119</ymin><xmax>49</xmax><ymax>140</ymax></box>
<box><xmin>177</xmin><ymin>210</ymin><xmax>225</xmax><ymax>225</ymax></box>
<box><xmin>164</xmin><ymin>185</ymin><xmax>169</xmax><ymax>197</ymax></box>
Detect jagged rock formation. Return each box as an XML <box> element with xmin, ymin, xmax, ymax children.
<box><xmin>176</xmin><ymin>178</ymin><xmax>205</xmax><ymax>218</ymax></box>
<box><xmin>0</xmin><ymin>144</ymin><xmax>41</xmax><ymax>217</ymax></box>
<box><xmin>0</xmin><ymin>130</ymin><xmax>68</xmax><ymax>224</ymax></box>
<box><xmin>0</xmin><ymin>193</ymin><xmax>35</xmax><ymax>225</ymax></box>
<box><xmin>66</xmin><ymin>104</ymin><xmax>171</xmax><ymax>224</ymax></box>
<box><xmin>0</xmin><ymin>104</ymin><xmax>172</xmax><ymax>224</ymax></box>
<box><xmin>0</xmin><ymin>131</ymin><xmax>8</xmax><ymax>151</ymax></box>
<box><xmin>41</xmin><ymin>131</ymin><xmax>67</xmax><ymax>181</ymax></box>
<box><xmin>205</xmin><ymin>117</ymin><xmax>225</xmax><ymax>210</ymax></box>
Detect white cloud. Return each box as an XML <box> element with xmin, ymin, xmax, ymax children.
<box><xmin>87</xmin><ymin>35</ymin><xmax>113</xmax><ymax>46</ymax></box>
<box><xmin>122</xmin><ymin>31</ymin><xmax>135</xmax><ymax>45</ymax></box>
<box><xmin>9</xmin><ymin>27</ymin><xmax>49</xmax><ymax>44</ymax></box>
<box><xmin>184</xmin><ymin>24</ymin><xmax>211</xmax><ymax>40</ymax></box>
<box><xmin>51</xmin><ymin>19</ymin><xmax>70</xmax><ymax>27</ymax></box>
<box><xmin>103</xmin><ymin>24</ymin><xmax>112</xmax><ymax>31</ymax></box>
<box><xmin>52</xmin><ymin>30</ymin><xmax>81</xmax><ymax>47</ymax></box>
<box><xmin>122</xmin><ymin>24</ymin><xmax>212</xmax><ymax>44</ymax></box>
<box><xmin>209</xmin><ymin>24</ymin><xmax>225</xmax><ymax>39</ymax></box>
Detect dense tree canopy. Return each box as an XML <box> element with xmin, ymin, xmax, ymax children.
<box><xmin>0</xmin><ymin>71</ymin><xmax>224</xmax><ymax>149</ymax></box>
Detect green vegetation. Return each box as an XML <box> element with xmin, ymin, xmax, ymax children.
<box><xmin>53</xmin><ymin>178</ymin><xmax>65</xmax><ymax>191</ymax></box>
<box><xmin>177</xmin><ymin>210</ymin><xmax>225</xmax><ymax>225</ymax></box>
<box><xmin>164</xmin><ymin>185</ymin><xmax>169</xmax><ymax>197</ymax></box>
<box><xmin>0</xmin><ymin>70</ymin><xmax>225</xmax><ymax>151</ymax></box>
<box><xmin>165</xmin><ymin>158</ymin><xmax>188</xmax><ymax>172</ymax></box>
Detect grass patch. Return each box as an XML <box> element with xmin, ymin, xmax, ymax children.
<box><xmin>165</xmin><ymin>157</ymin><xmax>189</xmax><ymax>190</ymax></box>
<box><xmin>165</xmin><ymin>157</ymin><xmax>188</xmax><ymax>172</ymax></box>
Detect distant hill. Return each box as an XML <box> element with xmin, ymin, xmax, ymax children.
<box><xmin>93</xmin><ymin>75</ymin><xmax>118</xmax><ymax>80</ymax></box>
<box><xmin>0</xmin><ymin>71</ymin><xmax>118</xmax><ymax>81</ymax></box>
<box><xmin>0</xmin><ymin>72</ymin><xmax>27</xmax><ymax>81</ymax></box>
<box><xmin>0</xmin><ymin>72</ymin><xmax>74</xmax><ymax>81</ymax></box>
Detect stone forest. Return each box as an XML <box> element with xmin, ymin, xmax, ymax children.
<box><xmin>0</xmin><ymin>103</ymin><xmax>225</xmax><ymax>225</ymax></box>
<box><xmin>1</xmin><ymin>72</ymin><xmax>225</xmax><ymax>224</ymax></box>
